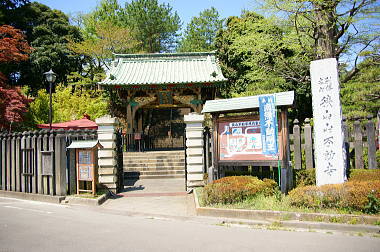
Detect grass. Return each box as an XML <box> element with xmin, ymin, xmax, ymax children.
<box><xmin>75</xmin><ymin>190</ymin><xmax>108</xmax><ymax>199</ymax></box>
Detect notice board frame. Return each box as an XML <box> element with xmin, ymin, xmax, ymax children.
<box><xmin>76</xmin><ymin>148</ymin><xmax>97</xmax><ymax>196</ymax></box>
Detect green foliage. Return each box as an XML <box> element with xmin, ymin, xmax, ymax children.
<box><xmin>294</xmin><ymin>169</ymin><xmax>316</xmax><ymax>187</ymax></box>
<box><xmin>122</xmin><ymin>0</ymin><xmax>181</xmax><ymax>52</ymax></box>
<box><xmin>10</xmin><ymin>2</ymin><xmax>83</xmax><ymax>92</ymax></box>
<box><xmin>177</xmin><ymin>7</ymin><xmax>224</xmax><ymax>52</ymax></box>
<box><xmin>364</xmin><ymin>192</ymin><xmax>380</xmax><ymax>214</ymax></box>
<box><xmin>202</xmin><ymin>176</ymin><xmax>278</xmax><ymax>205</ymax></box>
<box><xmin>341</xmin><ymin>58</ymin><xmax>380</xmax><ymax>120</ymax></box>
<box><xmin>27</xmin><ymin>85</ymin><xmax>109</xmax><ymax>128</ymax></box>
<box><xmin>215</xmin><ymin>11</ymin><xmax>313</xmax><ymax>121</ymax></box>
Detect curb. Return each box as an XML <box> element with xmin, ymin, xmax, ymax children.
<box><xmin>193</xmin><ymin>189</ymin><xmax>380</xmax><ymax>234</ymax></box>
<box><xmin>0</xmin><ymin>190</ymin><xmax>65</xmax><ymax>204</ymax></box>
<box><xmin>64</xmin><ymin>192</ymin><xmax>110</xmax><ymax>206</ymax></box>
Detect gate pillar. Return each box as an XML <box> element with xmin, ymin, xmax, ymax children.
<box><xmin>184</xmin><ymin>113</ymin><xmax>205</xmax><ymax>188</ymax></box>
<box><xmin>96</xmin><ymin>115</ymin><xmax>119</xmax><ymax>193</ymax></box>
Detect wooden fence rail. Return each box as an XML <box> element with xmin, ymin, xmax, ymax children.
<box><xmin>0</xmin><ymin>129</ymin><xmax>97</xmax><ymax>196</ymax></box>
<box><xmin>291</xmin><ymin>116</ymin><xmax>378</xmax><ymax>170</ymax></box>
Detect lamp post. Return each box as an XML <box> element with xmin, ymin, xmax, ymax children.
<box><xmin>43</xmin><ymin>69</ymin><xmax>56</xmax><ymax>130</ymax></box>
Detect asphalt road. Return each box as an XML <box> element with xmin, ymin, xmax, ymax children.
<box><xmin>0</xmin><ymin>197</ymin><xmax>379</xmax><ymax>252</ymax></box>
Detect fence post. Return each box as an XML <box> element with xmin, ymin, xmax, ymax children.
<box><xmin>184</xmin><ymin>113</ymin><xmax>205</xmax><ymax>188</ymax></box>
<box><xmin>11</xmin><ymin>133</ymin><xmax>16</xmax><ymax>191</ymax></box>
<box><xmin>304</xmin><ymin>118</ymin><xmax>313</xmax><ymax>169</ymax></box>
<box><xmin>96</xmin><ymin>115</ymin><xmax>119</xmax><ymax>193</ymax></box>
<box><xmin>342</xmin><ymin>117</ymin><xmax>350</xmax><ymax>178</ymax></box>
<box><xmin>354</xmin><ymin>119</ymin><xmax>363</xmax><ymax>169</ymax></box>
<box><xmin>1</xmin><ymin>133</ymin><xmax>6</xmax><ymax>190</ymax></box>
<box><xmin>37</xmin><ymin>131</ymin><xmax>43</xmax><ymax>194</ymax></box>
<box><xmin>54</xmin><ymin>129</ymin><xmax>67</xmax><ymax>196</ymax></box>
<box><xmin>293</xmin><ymin>119</ymin><xmax>302</xmax><ymax>170</ymax></box>
<box><xmin>366</xmin><ymin>115</ymin><xmax>378</xmax><ymax>169</ymax></box>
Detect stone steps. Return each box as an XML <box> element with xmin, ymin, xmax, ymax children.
<box><xmin>123</xmin><ymin>150</ymin><xmax>185</xmax><ymax>179</ymax></box>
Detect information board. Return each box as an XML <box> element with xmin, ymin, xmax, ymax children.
<box><xmin>41</xmin><ymin>151</ymin><xmax>53</xmax><ymax>176</ymax></box>
<box><xmin>218</xmin><ymin>117</ymin><xmax>279</xmax><ymax>161</ymax></box>
<box><xmin>77</xmin><ymin>150</ymin><xmax>94</xmax><ymax>181</ymax></box>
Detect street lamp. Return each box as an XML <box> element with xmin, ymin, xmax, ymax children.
<box><xmin>43</xmin><ymin>69</ymin><xmax>56</xmax><ymax>130</ymax></box>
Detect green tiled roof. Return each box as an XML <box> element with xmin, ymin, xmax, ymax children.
<box><xmin>202</xmin><ymin>91</ymin><xmax>295</xmax><ymax>113</ymax></box>
<box><xmin>99</xmin><ymin>52</ymin><xmax>227</xmax><ymax>88</ymax></box>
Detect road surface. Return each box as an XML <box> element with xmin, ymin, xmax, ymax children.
<box><xmin>0</xmin><ymin>197</ymin><xmax>379</xmax><ymax>252</ymax></box>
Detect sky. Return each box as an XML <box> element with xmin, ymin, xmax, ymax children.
<box><xmin>33</xmin><ymin>0</ymin><xmax>258</xmax><ymax>28</ymax></box>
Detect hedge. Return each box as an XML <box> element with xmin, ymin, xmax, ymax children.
<box><xmin>201</xmin><ymin>176</ymin><xmax>278</xmax><ymax>205</ymax></box>
<box><xmin>288</xmin><ymin>180</ymin><xmax>380</xmax><ymax>213</ymax></box>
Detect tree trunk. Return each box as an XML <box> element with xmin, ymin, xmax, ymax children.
<box><xmin>314</xmin><ymin>2</ymin><xmax>337</xmax><ymax>59</ymax></box>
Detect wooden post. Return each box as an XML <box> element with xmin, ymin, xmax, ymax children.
<box><xmin>342</xmin><ymin>117</ymin><xmax>350</xmax><ymax>177</ymax></box>
<box><xmin>15</xmin><ymin>133</ymin><xmax>21</xmax><ymax>192</ymax></box>
<box><xmin>31</xmin><ymin>131</ymin><xmax>38</xmax><ymax>194</ymax></box>
<box><xmin>55</xmin><ymin>129</ymin><xmax>67</xmax><ymax>196</ymax></box>
<box><xmin>20</xmin><ymin>132</ymin><xmax>26</xmax><ymax>192</ymax></box>
<box><xmin>293</xmin><ymin>119</ymin><xmax>302</xmax><ymax>170</ymax></box>
<box><xmin>304</xmin><ymin>118</ymin><xmax>313</xmax><ymax>169</ymax></box>
<box><xmin>212</xmin><ymin>113</ymin><xmax>219</xmax><ymax>179</ymax></box>
<box><xmin>1</xmin><ymin>134</ymin><xmax>6</xmax><ymax>190</ymax></box>
<box><xmin>353</xmin><ymin>119</ymin><xmax>363</xmax><ymax>169</ymax></box>
<box><xmin>42</xmin><ymin>130</ymin><xmax>49</xmax><ymax>194</ymax></box>
<box><xmin>11</xmin><ymin>133</ymin><xmax>16</xmax><ymax>191</ymax></box>
<box><xmin>37</xmin><ymin>131</ymin><xmax>43</xmax><ymax>194</ymax></box>
<box><xmin>6</xmin><ymin>133</ymin><xmax>11</xmax><ymax>191</ymax></box>
<box><xmin>280</xmin><ymin>109</ymin><xmax>292</xmax><ymax>192</ymax></box>
<box><xmin>67</xmin><ymin>129</ymin><xmax>76</xmax><ymax>195</ymax></box>
<box><xmin>366</xmin><ymin>115</ymin><xmax>378</xmax><ymax>169</ymax></box>
<box><xmin>49</xmin><ymin>130</ymin><xmax>55</xmax><ymax>195</ymax></box>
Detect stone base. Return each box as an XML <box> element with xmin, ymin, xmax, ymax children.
<box><xmin>187</xmin><ymin>180</ymin><xmax>205</xmax><ymax>188</ymax></box>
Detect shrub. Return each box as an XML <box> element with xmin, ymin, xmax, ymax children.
<box><xmin>288</xmin><ymin>180</ymin><xmax>380</xmax><ymax>213</ymax></box>
<box><xmin>202</xmin><ymin>176</ymin><xmax>278</xmax><ymax>205</ymax></box>
<box><xmin>349</xmin><ymin>169</ymin><xmax>380</xmax><ymax>182</ymax></box>
<box><xmin>294</xmin><ymin>168</ymin><xmax>316</xmax><ymax>187</ymax></box>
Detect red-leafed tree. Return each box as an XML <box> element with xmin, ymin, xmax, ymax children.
<box><xmin>0</xmin><ymin>25</ymin><xmax>32</xmax><ymax>131</ymax></box>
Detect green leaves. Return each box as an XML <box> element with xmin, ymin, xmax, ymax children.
<box><xmin>122</xmin><ymin>0</ymin><xmax>181</xmax><ymax>52</ymax></box>
<box><xmin>27</xmin><ymin>85</ymin><xmax>109</xmax><ymax>127</ymax></box>
<box><xmin>178</xmin><ymin>7</ymin><xmax>224</xmax><ymax>52</ymax></box>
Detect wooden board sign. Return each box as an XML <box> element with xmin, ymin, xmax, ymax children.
<box><xmin>218</xmin><ymin>116</ymin><xmax>280</xmax><ymax>162</ymax></box>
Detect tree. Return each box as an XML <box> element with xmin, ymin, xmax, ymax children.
<box><xmin>8</xmin><ymin>2</ymin><xmax>83</xmax><ymax>92</ymax></box>
<box><xmin>177</xmin><ymin>7</ymin><xmax>224</xmax><ymax>52</ymax></box>
<box><xmin>0</xmin><ymin>25</ymin><xmax>31</xmax><ymax>131</ymax></box>
<box><xmin>261</xmin><ymin>0</ymin><xmax>380</xmax><ymax>81</ymax></box>
<box><xmin>79</xmin><ymin>0</ymin><xmax>123</xmax><ymax>38</ymax></box>
<box><xmin>341</xmin><ymin>53</ymin><xmax>380</xmax><ymax>119</ymax></box>
<box><xmin>27</xmin><ymin>84</ymin><xmax>109</xmax><ymax>127</ymax></box>
<box><xmin>215</xmin><ymin>12</ymin><xmax>313</xmax><ymax>120</ymax></box>
<box><xmin>0</xmin><ymin>0</ymin><xmax>29</xmax><ymax>24</ymax></box>
<box><xmin>122</xmin><ymin>0</ymin><xmax>181</xmax><ymax>52</ymax></box>
<box><xmin>68</xmin><ymin>20</ymin><xmax>140</xmax><ymax>85</ymax></box>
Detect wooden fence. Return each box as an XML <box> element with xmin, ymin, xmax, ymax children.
<box><xmin>291</xmin><ymin>116</ymin><xmax>379</xmax><ymax>170</ymax></box>
<box><xmin>0</xmin><ymin>129</ymin><xmax>97</xmax><ymax>196</ymax></box>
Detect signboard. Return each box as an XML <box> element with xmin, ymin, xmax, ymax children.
<box><xmin>218</xmin><ymin>116</ymin><xmax>278</xmax><ymax>161</ymax></box>
<box><xmin>311</xmin><ymin>58</ymin><xmax>346</xmax><ymax>186</ymax></box>
<box><xmin>79</xmin><ymin>165</ymin><xmax>93</xmax><ymax>181</ymax></box>
<box><xmin>259</xmin><ymin>95</ymin><xmax>278</xmax><ymax>155</ymax></box>
<box><xmin>77</xmin><ymin>150</ymin><xmax>94</xmax><ymax>181</ymax></box>
<box><xmin>41</xmin><ymin>151</ymin><xmax>53</xmax><ymax>176</ymax></box>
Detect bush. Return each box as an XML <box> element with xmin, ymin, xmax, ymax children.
<box><xmin>201</xmin><ymin>176</ymin><xmax>278</xmax><ymax>205</ymax></box>
<box><xmin>294</xmin><ymin>168</ymin><xmax>316</xmax><ymax>187</ymax></box>
<box><xmin>288</xmin><ymin>180</ymin><xmax>380</xmax><ymax>213</ymax></box>
<box><xmin>349</xmin><ymin>169</ymin><xmax>380</xmax><ymax>182</ymax></box>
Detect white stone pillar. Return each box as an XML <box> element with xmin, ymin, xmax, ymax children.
<box><xmin>184</xmin><ymin>113</ymin><xmax>205</xmax><ymax>188</ymax></box>
<box><xmin>95</xmin><ymin>115</ymin><xmax>119</xmax><ymax>192</ymax></box>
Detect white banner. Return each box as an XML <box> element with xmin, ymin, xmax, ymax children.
<box><xmin>310</xmin><ymin>58</ymin><xmax>346</xmax><ymax>186</ymax></box>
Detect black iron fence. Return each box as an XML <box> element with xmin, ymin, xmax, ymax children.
<box><xmin>121</xmin><ymin>132</ymin><xmax>185</xmax><ymax>152</ymax></box>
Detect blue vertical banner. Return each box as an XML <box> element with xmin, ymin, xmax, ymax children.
<box><xmin>259</xmin><ymin>95</ymin><xmax>278</xmax><ymax>155</ymax></box>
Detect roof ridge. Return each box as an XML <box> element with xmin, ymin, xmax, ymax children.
<box><xmin>114</xmin><ymin>51</ymin><xmax>216</xmax><ymax>59</ymax></box>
